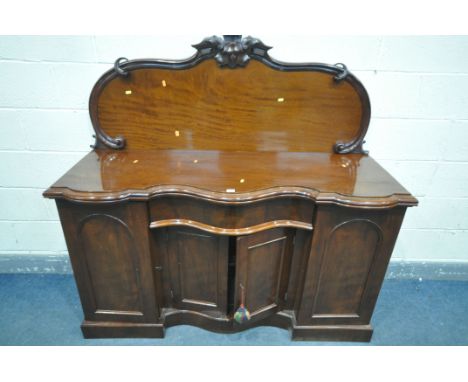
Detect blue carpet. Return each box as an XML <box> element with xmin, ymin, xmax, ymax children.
<box><xmin>0</xmin><ymin>274</ymin><xmax>467</xmax><ymax>345</ymax></box>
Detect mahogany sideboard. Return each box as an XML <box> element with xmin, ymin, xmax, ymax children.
<box><xmin>43</xmin><ymin>35</ymin><xmax>418</xmax><ymax>341</ymax></box>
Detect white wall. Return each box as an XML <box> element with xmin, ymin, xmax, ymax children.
<box><xmin>0</xmin><ymin>35</ymin><xmax>467</xmax><ymax>262</ymax></box>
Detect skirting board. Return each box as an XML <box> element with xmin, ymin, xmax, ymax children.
<box><xmin>0</xmin><ymin>254</ymin><xmax>468</xmax><ymax>280</ymax></box>
<box><xmin>0</xmin><ymin>254</ymin><xmax>71</xmax><ymax>274</ymax></box>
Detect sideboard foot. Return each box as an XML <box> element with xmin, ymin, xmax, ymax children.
<box><xmin>81</xmin><ymin>321</ymin><xmax>165</xmax><ymax>339</ymax></box>
<box><xmin>291</xmin><ymin>324</ymin><xmax>373</xmax><ymax>342</ymax></box>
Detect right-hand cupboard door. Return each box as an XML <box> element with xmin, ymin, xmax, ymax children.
<box><xmin>297</xmin><ymin>205</ymin><xmax>406</xmax><ymax>326</ymax></box>
<box><xmin>234</xmin><ymin>228</ymin><xmax>295</xmax><ymax>322</ymax></box>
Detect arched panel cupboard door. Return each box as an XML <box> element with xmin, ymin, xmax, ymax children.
<box><xmin>297</xmin><ymin>205</ymin><xmax>407</xmax><ymax>326</ymax></box>
<box><xmin>56</xmin><ymin>200</ymin><xmax>159</xmax><ymax>324</ymax></box>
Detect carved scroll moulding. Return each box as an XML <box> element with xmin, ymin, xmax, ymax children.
<box><xmin>193</xmin><ymin>35</ymin><xmax>272</xmax><ymax>68</ymax></box>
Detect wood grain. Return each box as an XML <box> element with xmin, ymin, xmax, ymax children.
<box><xmin>235</xmin><ymin>228</ymin><xmax>294</xmax><ymax>322</ymax></box>
<box><xmin>166</xmin><ymin>228</ymin><xmax>228</xmax><ymax>315</ymax></box>
<box><xmin>96</xmin><ymin>60</ymin><xmax>363</xmax><ymax>152</ymax></box>
<box><xmin>149</xmin><ymin>195</ymin><xmax>314</xmax><ymax>231</ymax></box>
<box><xmin>56</xmin><ymin>201</ymin><xmax>159</xmax><ymax>324</ymax></box>
<box><xmin>296</xmin><ymin>205</ymin><xmax>407</xmax><ymax>326</ymax></box>
<box><xmin>44</xmin><ymin>149</ymin><xmax>417</xmax><ymax>208</ymax></box>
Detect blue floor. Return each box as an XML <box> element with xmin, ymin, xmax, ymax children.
<box><xmin>0</xmin><ymin>274</ymin><xmax>467</xmax><ymax>345</ymax></box>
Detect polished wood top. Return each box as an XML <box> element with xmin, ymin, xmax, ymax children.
<box><xmin>44</xmin><ymin>149</ymin><xmax>417</xmax><ymax>208</ymax></box>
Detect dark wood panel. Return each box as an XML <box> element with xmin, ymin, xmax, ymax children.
<box><xmin>235</xmin><ymin>228</ymin><xmax>294</xmax><ymax>321</ymax></box>
<box><xmin>291</xmin><ymin>324</ymin><xmax>373</xmax><ymax>342</ymax></box>
<box><xmin>165</xmin><ymin>227</ymin><xmax>228</xmax><ymax>316</ymax></box>
<box><xmin>56</xmin><ymin>201</ymin><xmax>159</xmax><ymax>323</ymax></box>
<box><xmin>81</xmin><ymin>321</ymin><xmax>164</xmax><ymax>339</ymax></box>
<box><xmin>296</xmin><ymin>205</ymin><xmax>406</xmax><ymax>326</ymax></box>
<box><xmin>78</xmin><ymin>214</ymin><xmax>142</xmax><ymax>314</ymax></box>
<box><xmin>285</xmin><ymin>229</ymin><xmax>313</xmax><ymax>311</ymax></box>
<box><xmin>149</xmin><ymin>196</ymin><xmax>314</xmax><ymax>229</ymax></box>
<box><xmin>313</xmin><ymin>220</ymin><xmax>381</xmax><ymax>315</ymax></box>
<box><xmin>148</xmin><ymin>227</ymin><xmax>167</xmax><ymax>312</ymax></box>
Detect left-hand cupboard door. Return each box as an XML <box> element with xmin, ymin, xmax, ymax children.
<box><xmin>56</xmin><ymin>200</ymin><xmax>159</xmax><ymax>323</ymax></box>
<box><xmin>157</xmin><ymin>227</ymin><xmax>229</xmax><ymax>316</ymax></box>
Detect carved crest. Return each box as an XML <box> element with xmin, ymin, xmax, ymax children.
<box><xmin>192</xmin><ymin>35</ymin><xmax>272</xmax><ymax>68</ymax></box>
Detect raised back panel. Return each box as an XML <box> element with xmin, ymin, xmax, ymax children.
<box><xmin>90</xmin><ymin>35</ymin><xmax>370</xmax><ymax>154</ymax></box>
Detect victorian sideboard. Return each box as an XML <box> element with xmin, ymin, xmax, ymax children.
<box><xmin>43</xmin><ymin>35</ymin><xmax>418</xmax><ymax>341</ymax></box>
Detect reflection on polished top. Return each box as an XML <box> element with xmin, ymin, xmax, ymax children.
<box><xmin>44</xmin><ymin>149</ymin><xmax>417</xmax><ymax>208</ymax></box>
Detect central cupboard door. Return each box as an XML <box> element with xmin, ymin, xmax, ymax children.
<box><xmin>166</xmin><ymin>227</ymin><xmax>229</xmax><ymax>316</ymax></box>
<box><xmin>163</xmin><ymin>226</ymin><xmax>295</xmax><ymax>321</ymax></box>
<box><xmin>234</xmin><ymin>228</ymin><xmax>295</xmax><ymax>321</ymax></box>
